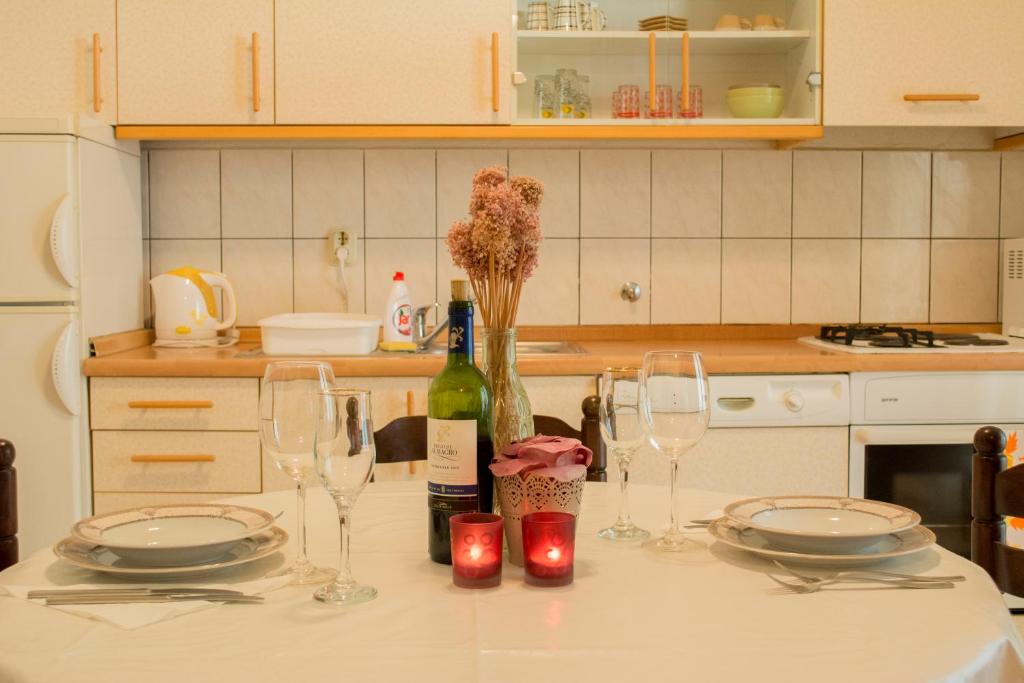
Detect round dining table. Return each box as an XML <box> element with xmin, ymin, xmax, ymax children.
<box><xmin>0</xmin><ymin>481</ymin><xmax>1022</xmax><ymax>683</ymax></box>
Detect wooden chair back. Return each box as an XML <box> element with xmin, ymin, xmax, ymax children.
<box><xmin>971</xmin><ymin>426</ymin><xmax>1024</xmax><ymax>596</ymax></box>
<box><xmin>373</xmin><ymin>396</ymin><xmax>607</xmax><ymax>482</ymax></box>
<box><xmin>0</xmin><ymin>439</ymin><xmax>17</xmax><ymax>571</ymax></box>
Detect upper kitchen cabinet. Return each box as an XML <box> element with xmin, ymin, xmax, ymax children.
<box><xmin>116</xmin><ymin>0</ymin><xmax>274</xmax><ymax>125</ymax></box>
<box><xmin>0</xmin><ymin>0</ymin><xmax>116</xmax><ymax>124</ymax></box>
<box><xmin>825</xmin><ymin>0</ymin><xmax>1024</xmax><ymax>126</ymax></box>
<box><xmin>275</xmin><ymin>0</ymin><xmax>513</xmax><ymax>124</ymax></box>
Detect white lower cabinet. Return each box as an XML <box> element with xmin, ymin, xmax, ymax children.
<box><xmin>614</xmin><ymin>426</ymin><xmax>849</xmax><ymax>498</ymax></box>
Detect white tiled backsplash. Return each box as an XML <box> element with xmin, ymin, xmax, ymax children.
<box><xmin>142</xmin><ymin>147</ymin><xmax>1022</xmax><ymax>327</ymax></box>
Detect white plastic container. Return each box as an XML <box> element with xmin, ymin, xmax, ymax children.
<box><xmin>384</xmin><ymin>271</ymin><xmax>413</xmax><ymax>343</ymax></box>
<box><xmin>257</xmin><ymin>313</ymin><xmax>381</xmax><ymax>356</ymax></box>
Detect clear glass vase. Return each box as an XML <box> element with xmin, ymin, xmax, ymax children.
<box><xmin>480</xmin><ymin>328</ymin><xmax>534</xmax><ymax>455</ymax></box>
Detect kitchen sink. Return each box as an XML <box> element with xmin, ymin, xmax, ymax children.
<box><xmin>418</xmin><ymin>340</ymin><xmax>588</xmax><ymax>356</ymax></box>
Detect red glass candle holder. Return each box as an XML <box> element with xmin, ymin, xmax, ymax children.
<box><xmin>450</xmin><ymin>513</ymin><xmax>503</xmax><ymax>589</ymax></box>
<box><xmin>522</xmin><ymin>512</ymin><xmax>576</xmax><ymax>587</ymax></box>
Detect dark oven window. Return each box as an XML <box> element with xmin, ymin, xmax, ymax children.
<box><xmin>864</xmin><ymin>443</ymin><xmax>973</xmax><ymax>558</ymax></box>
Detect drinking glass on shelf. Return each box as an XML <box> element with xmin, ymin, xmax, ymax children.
<box><xmin>639</xmin><ymin>351</ymin><xmax>710</xmax><ymax>552</ymax></box>
<box><xmin>597</xmin><ymin>368</ymin><xmax>649</xmax><ymax>541</ymax></box>
<box><xmin>616</xmin><ymin>84</ymin><xmax>640</xmax><ymax>118</ymax></box>
<box><xmin>258</xmin><ymin>360</ymin><xmax>337</xmax><ymax>585</ymax></box>
<box><xmin>646</xmin><ymin>85</ymin><xmax>673</xmax><ymax>118</ymax></box>
<box><xmin>678</xmin><ymin>85</ymin><xmax>704</xmax><ymax>118</ymax></box>
<box><xmin>313</xmin><ymin>388</ymin><xmax>377</xmax><ymax>605</ymax></box>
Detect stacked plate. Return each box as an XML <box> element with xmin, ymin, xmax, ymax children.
<box><xmin>708</xmin><ymin>495</ymin><xmax>934</xmax><ymax>567</ymax></box>
<box><xmin>55</xmin><ymin>504</ymin><xmax>288</xmax><ymax>578</ymax></box>
<box><xmin>638</xmin><ymin>15</ymin><xmax>688</xmax><ymax>31</ymax></box>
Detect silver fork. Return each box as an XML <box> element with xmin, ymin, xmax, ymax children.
<box><xmin>772</xmin><ymin>560</ymin><xmax>965</xmax><ymax>584</ymax></box>
<box><xmin>767</xmin><ymin>573</ymin><xmax>956</xmax><ymax>594</ymax></box>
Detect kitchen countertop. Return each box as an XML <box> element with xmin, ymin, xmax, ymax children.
<box><xmin>83</xmin><ymin>327</ymin><xmax>1024</xmax><ymax>377</ymax></box>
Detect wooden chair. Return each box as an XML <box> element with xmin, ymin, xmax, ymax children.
<box><xmin>0</xmin><ymin>439</ymin><xmax>17</xmax><ymax>571</ymax></box>
<box><xmin>373</xmin><ymin>396</ymin><xmax>607</xmax><ymax>482</ymax></box>
<box><xmin>971</xmin><ymin>426</ymin><xmax>1024</xmax><ymax>596</ymax></box>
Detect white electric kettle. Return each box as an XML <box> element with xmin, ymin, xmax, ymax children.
<box><xmin>150</xmin><ymin>267</ymin><xmax>237</xmax><ymax>343</ymax></box>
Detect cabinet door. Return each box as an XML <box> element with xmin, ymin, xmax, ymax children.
<box><xmin>117</xmin><ymin>0</ymin><xmax>273</xmax><ymax>124</ymax></box>
<box><xmin>825</xmin><ymin>0</ymin><xmax>1024</xmax><ymax>126</ymax></box>
<box><xmin>276</xmin><ymin>0</ymin><xmax>512</xmax><ymax>124</ymax></box>
<box><xmin>0</xmin><ymin>0</ymin><xmax>116</xmax><ymax>123</ymax></box>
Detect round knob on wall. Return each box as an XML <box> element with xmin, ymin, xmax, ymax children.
<box><xmin>783</xmin><ymin>391</ymin><xmax>804</xmax><ymax>412</ymax></box>
<box><xmin>620</xmin><ymin>282</ymin><xmax>642</xmax><ymax>302</ymax></box>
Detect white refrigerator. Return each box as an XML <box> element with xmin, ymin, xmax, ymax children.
<box><xmin>0</xmin><ymin>116</ymin><xmax>143</xmax><ymax>554</ymax></box>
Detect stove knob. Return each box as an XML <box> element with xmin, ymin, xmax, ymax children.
<box><xmin>783</xmin><ymin>390</ymin><xmax>804</xmax><ymax>412</ymax></box>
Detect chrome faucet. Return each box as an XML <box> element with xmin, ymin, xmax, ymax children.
<box><xmin>412</xmin><ymin>303</ymin><xmax>448</xmax><ymax>351</ymax></box>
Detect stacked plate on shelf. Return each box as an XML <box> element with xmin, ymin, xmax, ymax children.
<box><xmin>54</xmin><ymin>504</ymin><xmax>287</xmax><ymax>578</ymax></box>
<box><xmin>638</xmin><ymin>15</ymin><xmax>688</xmax><ymax>31</ymax></box>
<box><xmin>708</xmin><ymin>495</ymin><xmax>934</xmax><ymax>567</ymax></box>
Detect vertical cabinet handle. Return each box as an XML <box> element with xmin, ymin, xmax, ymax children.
<box><xmin>92</xmin><ymin>33</ymin><xmax>102</xmax><ymax>113</ymax></box>
<box><xmin>491</xmin><ymin>32</ymin><xmax>500</xmax><ymax>113</ymax></box>
<box><xmin>251</xmin><ymin>32</ymin><xmax>261</xmax><ymax>113</ymax></box>
<box><xmin>648</xmin><ymin>32</ymin><xmax>656</xmax><ymax>113</ymax></box>
<box><xmin>680</xmin><ymin>32</ymin><xmax>690</xmax><ymax>113</ymax></box>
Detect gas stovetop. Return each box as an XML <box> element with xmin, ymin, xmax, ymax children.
<box><xmin>799</xmin><ymin>325</ymin><xmax>1024</xmax><ymax>354</ymax></box>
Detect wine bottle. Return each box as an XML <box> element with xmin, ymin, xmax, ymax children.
<box><xmin>427</xmin><ymin>280</ymin><xmax>494</xmax><ymax>565</ymax></box>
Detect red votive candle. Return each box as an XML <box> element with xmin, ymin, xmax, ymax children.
<box><xmin>450</xmin><ymin>513</ymin><xmax>504</xmax><ymax>589</ymax></box>
<box><xmin>522</xmin><ymin>511</ymin><xmax>576</xmax><ymax>587</ymax></box>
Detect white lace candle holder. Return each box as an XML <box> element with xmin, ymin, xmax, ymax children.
<box><xmin>495</xmin><ymin>472</ymin><xmax>585</xmax><ymax>566</ymax></box>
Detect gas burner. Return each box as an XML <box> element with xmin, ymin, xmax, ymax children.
<box><xmin>820</xmin><ymin>325</ymin><xmax>935</xmax><ymax>348</ymax></box>
<box><xmin>943</xmin><ymin>338</ymin><xmax>1010</xmax><ymax>347</ymax></box>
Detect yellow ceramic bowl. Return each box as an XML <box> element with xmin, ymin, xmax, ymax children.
<box><xmin>726</xmin><ymin>85</ymin><xmax>784</xmax><ymax>118</ymax></box>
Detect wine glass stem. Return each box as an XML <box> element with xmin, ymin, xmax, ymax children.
<box><xmin>335</xmin><ymin>505</ymin><xmax>355</xmax><ymax>588</ymax></box>
<box><xmin>668</xmin><ymin>458</ymin><xmax>681</xmax><ymax>536</ymax></box>
<box><xmin>616</xmin><ymin>456</ymin><xmax>633</xmax><ymax>527</ymax></box>
<box><xmin>295</xmin><ymin>479</ymin><xmax>310</xmax><ymax>565</ymax></box>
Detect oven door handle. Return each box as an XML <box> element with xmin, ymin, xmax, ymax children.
<box><xmin>852</xmin><ymin>426</ymin><xmax>986</xmax><ymax>445</ymax></box>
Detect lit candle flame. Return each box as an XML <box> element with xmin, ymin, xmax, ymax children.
<box><xmin>546</xmin><ymin>547</ymin><xmax>561</xmax><ymax>561</ymax></box>
<box><xmin>469</xmin><ymin>545</ymin><xmax>482</xmax><ymax>561</ymax></box>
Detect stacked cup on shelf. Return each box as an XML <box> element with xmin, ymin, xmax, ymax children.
<box><xmin>535</xmin><ymin>69</ymin><xmax>591</xmax><ymax>119</ymax></box>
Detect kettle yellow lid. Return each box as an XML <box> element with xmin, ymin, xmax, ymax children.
<box><xmin>167</xmin><ymin>267</ymin><xmax>218</xmax><ymax>317</ymax></box>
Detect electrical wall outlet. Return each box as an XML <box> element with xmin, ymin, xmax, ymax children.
<box><xmin>329</xmin><ymin>229</ymin><xmax>357</xmax><ymax>265</ymax></box>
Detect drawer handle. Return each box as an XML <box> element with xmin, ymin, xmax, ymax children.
<box><xmin>717</xmin><ymin>397</ymin><xmax>755</xmax><ymax>411</ymax></box>
<box><xmin>903</xmin><ymin>93</ymin><xmax>980</xmax><ymax>102</ymax></box>
<box><xmin>131</xmin><ymin>454</ymin><xmax>216</xmax><ymax>463</ymax></box>
<box><xmin>127</xmin><ymin>400</ymin><xmax>214</xmax><ymax>410</ymax></box>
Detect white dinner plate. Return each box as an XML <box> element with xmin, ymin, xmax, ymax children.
<box><xmin>72</xmin><ymin>504</ymin><xmax>277</xmax><ymax>566</ymax></box>
<box><xmin>707</xmin><ymin>517</ymin><xmax>935</xmax><ymax>567</ymax></box>
<box><xmin>54</xmin><ymin>527</ymin><xmax>288</xmax><ymax>579</ymax></box>
<box><xmin>723</xmin><ymin>495</ymin><xmax>921</xmax><ymax>554</ymax></box>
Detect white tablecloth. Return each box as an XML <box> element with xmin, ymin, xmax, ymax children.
<box><xmin>0</xmin><ymin>482</ymin><xmax>1022</xmax><ymax>683</ymax></box>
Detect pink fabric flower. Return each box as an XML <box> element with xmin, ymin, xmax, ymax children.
<box><xmin>489</xmin><ymin>434</ymin><xmax>593</xmax><ymax>482</ymax></box>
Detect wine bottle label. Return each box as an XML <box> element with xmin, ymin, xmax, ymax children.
<box><xmin>426</xmin><ymin>417</ymin><xmax>478</xmax><ymax>496</ymax></box>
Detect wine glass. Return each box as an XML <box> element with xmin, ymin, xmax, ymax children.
<box><xmin>313</xmin><ymin>388</ymin><xmax>377</xmax><ymax>605</ymax></box>
<box><xmin>258</xmin><ymin>361</ymin><xmax>337</xmax><ymax>585</ymax></box>
<box><xmin>597</xmin><ymin>367</ymin><xmax>649</xmax><ymax>541</ymax></box>
<box><xmin>639</xmin><ymin>351</ymin><xmax>710</xmax><ymax>552</ymax></box>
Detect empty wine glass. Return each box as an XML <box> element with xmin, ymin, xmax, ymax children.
<box><xmin>258</xmin><ymin>361</ymin><xmax>337</xmax><ymax>585</ymax></box>
<box><xmin>313</xmin><ymin>388</ymin><xmax>377</xmax><ymax>605</ymax></box>
<box><xmin>639</xmin><ymin>351</ymin><xmax>710</xmax><ymax>552</ymax></box>
<box><xmin>597</xmin><ymin>367</ymin><xmax>649</xmax><ymax>541</ymax></box>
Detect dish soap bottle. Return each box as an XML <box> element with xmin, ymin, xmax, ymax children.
<box><xmin>383</xmin><ymin>271</ymin><xmax>413</xmax><ymax>346</ymax></box>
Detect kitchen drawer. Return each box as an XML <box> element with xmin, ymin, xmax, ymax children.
<box><xmin>90</xmin><ymin>377</ymin><xmax>258</xmax><ymax>431</ymax></box>
<box><xmin>93</xmin><ymin>492</ymin><xmax>233</xmax><ymax>515</ymax></box>
<box><xmin>92</xmin><ymin>431</ymin><xmax>261</xmax><ymax>493</ymax></box>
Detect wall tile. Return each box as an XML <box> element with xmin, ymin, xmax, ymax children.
<box><xmin>365</xmin><ymin>150</ymin><xmax>435</xmax><ymax>238</ymax></box>
<box><xmin>861</xmin><ymin>239</ymin><xmax>930</xmax><ymax>322</ymax></box>
<box><xmin>150</xmin><ymin>239</ymin><xmax>221</xmax><ymax>275</ymax></box>
<box><xmin>580</xmin><ymin>150</ymin><xmax>650</xmax><ymax>238</ymax></box>
<box><xmin>293</xmin><ymin>239</ymin><xmax>366</xmax><ymax>315</ymax></box>
<box><xmin>722</xmin><ymin>151</ymin><xmax>791</xmax><ymax>238</ymax></box>
<box><xmin>791</xmin><ymin>239</ymin><xmax>860</xmax><ymax>323</ymax></box>
<box><xmin>721</xmin><ymin>239</ymin><xmax>790</xmax><ymax>323</ymax></box>
<box><xmin>221</xmin><ymin>240</ymin><xmax>293</xmax><ymax>326</ymax></box>
<box><xmin>293</xmin><ymin>149</ymin><xmax>364</xmax><ymax>239</ymax></box>
<box><xmin>508</xmin><ymin>149</ymin><xmax>579</xmax><ymax>238</ymax></box>
<box><xmin>793</xmin><ymin>151</ymin><xmax>861</xmax><ymax>238</ymax></box>
<box><xmin>437</xmin><ymin>149</ymin><xmax>508</xmax><ymax>238</ymax></box>
<box><xmin>140</xmin><ymin>151</ymin><xmax>150</xmax><ymax>239</ymax></box>
<box><xmin>364</xmin><ymin>239</ymin><xmax>436</xmax><ymax>323</ymax></box>
<box><xmin>862</xmin><ymin>152</ymin><xmax>930</xmax><ymax>238</ymax></box>
<box><xmin>221</xmin><ymin>150</ymin><xmax>292</xmax><ymax>238</ymax></box>
<box><xmin>651</xmin><ymin>239</ymin><xmax>721</xmax><ymax>323</ymax></box>
<box><xmin>932</xmin><ymin>152</ymin><xmax>1000</xmax><ymax>238</ymax></box>
<box><xmin>518</xmin><ymin>240</ymin><xmax>580</xmax><ymax>325</ymax></box>
<box><xmin>1001</xmin><ymin>153</ymin><xmax>1024</xmax><ymax>238</ymax></box>
<box><xmin>149</xmin><ymin>150</ymin><xmax>220</xmax><ymax>239</ymax></box>
<box><xmin>930</xmin><ymin>239</ymin><xmax>998</xmax><ymax>322</ymax></box>
<box><xmin>579</xmin><ymin>239</ymin><xmax>650</xmax><ymax>324</ymax></box>
<box><xmin>651</xmin><ymin>150</ymin><xmax>721</xmax><ymax>238</ymax></box>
